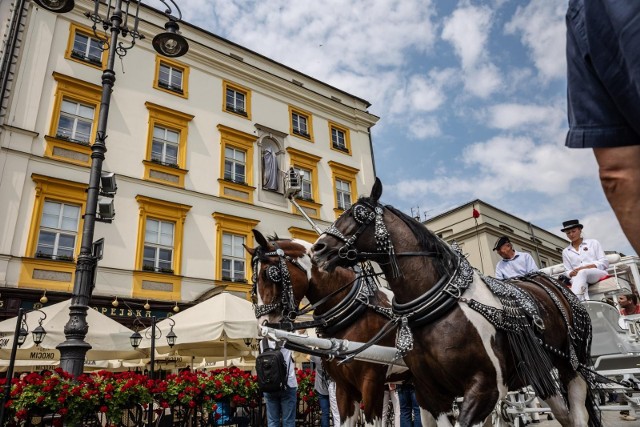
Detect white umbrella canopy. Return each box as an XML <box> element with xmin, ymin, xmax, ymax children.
<box><xmin>0</xmin><ymin>299</ymin><xmax>146</xmax><ymax>361</ymax></box>
<box><xmin>137</xmin><ymin>292</ymin><xmax>257</xmax><ymax>358</ymax></box>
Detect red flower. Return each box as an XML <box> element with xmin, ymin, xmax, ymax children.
<box><xmin>100</xmin><ymin>406</ymin><xmax>108</xmax><ymax>413</ymax></box>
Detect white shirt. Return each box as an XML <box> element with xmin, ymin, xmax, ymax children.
<box><xmin>495</xmin><ymin>251</ymin><xmax>538</xmax><ymax>280</ymax></box>
<box><xmin>260</xmin><ymin>338</ymin><xmax>298</xmax><ymax>388</ymax></box>
<box><xmin>562</xmin><ymin>238</ymin><xmax>609</xmax><ymax>272</ymax></box>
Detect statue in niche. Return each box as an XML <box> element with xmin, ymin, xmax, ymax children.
<box><xmin>262</xmin><ymin>145</ymin><xmax>280</xmax><ymax>191</ymax></box>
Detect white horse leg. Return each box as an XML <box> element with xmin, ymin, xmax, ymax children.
<box><xmin>420</xmin><ymin>408</ymin><xmax>438</xmax><ymax>427</ymax></box>
<box><xmin>436</xmin><ymin>412</ymin><xmax>454</xmax><ymax>427</ymax></box>
<box><xmin>567</xmin><ymin>375</ymin><xmax>589</xmax><ymax>427</ymax></box>
<box><xmin>362</xmin><ymin>416</ymin><xmax>383</xmax><ymax>427</ymax></box>
<box><xmin>340</xmin><ymin>401</ymin><xmax>360</xmax><ymax>427</ymax></box>
<box><xmin>544</xmin><ymin>394</ymin><xmax>572</xmax><ymax>427</ymax></box>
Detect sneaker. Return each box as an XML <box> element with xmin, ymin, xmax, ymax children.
<box><xmin>621</xmin><ymin>414</ymin><xmax>637</xmax><ymax>421</ymax></box>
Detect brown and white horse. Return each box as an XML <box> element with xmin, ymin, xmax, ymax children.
<box><xmin>246</xmin><ymin>229</ymin><xmax>417</xmax><ymax>426</ymax></box>
<box><xmin>312</xmin><ymin>178</ymin><xmax>601</xmax><ymax>427</ymax></box>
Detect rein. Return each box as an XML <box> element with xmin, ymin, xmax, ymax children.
<box><xmin>252</xmin><ymin>241</ymin><xmax>392</xmax><ymax>334</ymax></box>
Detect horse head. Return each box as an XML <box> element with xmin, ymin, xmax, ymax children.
<box><xmin>245</xmin><ymin>229</ymin><xmax>312</xmax><ymax>327</ymax></box>
<box><xmin>312</xmin><ymin>177</ymin><xmax>385</xmax><ymax>273</ymax></box>
<box><xmin>313</xmin><ymin>177</ymin><xmax>457</xmax><ymax>302</ymax></box>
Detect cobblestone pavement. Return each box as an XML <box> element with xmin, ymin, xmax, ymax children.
<box><xmin>533</xmin><ymin>408</ymin><xmax>640</xmax><ymax>426</ymax></box>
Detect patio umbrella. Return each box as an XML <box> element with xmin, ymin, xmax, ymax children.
<box><xmin>0</xmin><ymin>299</ymin><xmax>146</xmax><ymax>361</ymax></box>
<box><xmin>137</xmin><ymin>292</ymin><xmax>257</xmax><ymax>363</ymax></box>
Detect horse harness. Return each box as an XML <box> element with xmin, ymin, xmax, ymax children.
<box><xmin>322</xmin><ymin>198</ymin><xmax>593</xmax><ymax>374</ymax></box>
<box><xmin>251</xmin><ymin>242</ymin><xmax>392</xmax><ymax>336</ymax></box>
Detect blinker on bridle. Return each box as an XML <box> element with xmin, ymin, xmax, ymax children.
<box><xmin>252</xmin><ymin>243</ymin><xmax>306</xmax><ymax>321</ymax></box>
<box><xmin>323</xmin><ymin>200</ymin><xmax>401</xmax><ymax>278</ymax></box>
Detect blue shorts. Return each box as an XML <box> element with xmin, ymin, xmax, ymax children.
<box><xmin>565</xmin><ymin>0</ymin><xmax>640</xmax><ymax>148</ymax></box>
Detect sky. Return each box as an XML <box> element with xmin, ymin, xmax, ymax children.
<box><xmin>175</xmin><ymin>0</ymin><xmax>634</xmax><ymax>256</ymax></box>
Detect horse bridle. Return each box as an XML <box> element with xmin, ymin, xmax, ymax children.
<box><xmin>251</xmin><ymin>243</ymin><xmax>307</xmax><ymax>322</ymax></box>
<box><xmin>323</xmin><ymin>200</ymin><xmax>404</xmax><ymax>277</ymax></box>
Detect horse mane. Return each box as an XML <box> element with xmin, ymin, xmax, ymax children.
<box><xmin>376</xmin><ymin>201</ymin><xmax>458</xmax><ymax>277</ymax></box>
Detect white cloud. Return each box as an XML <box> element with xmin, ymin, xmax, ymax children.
<box><xmin>504</xmin><ymin>0</ymin><xmax>566</xmax><ymax>81</ymax></box>
<box><xmin>408</xmin><ymin>117</ymin><xmax>442</xmax><ymax>139</ymax></box>
<box><xmin>442</xmin><ymin>4</ymin><xmax>493</xmax><ymax>69</ymax></box>
<box><xmin>441</xmin><ymin>3</ymin><xmax>502</xmax><ymax>98</ymax></box>
<box><xmin>486</xmin><ymin>103</ymin><xmax>565</xmax><ymax>131</ymax></box>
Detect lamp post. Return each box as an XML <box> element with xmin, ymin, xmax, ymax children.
<box><xmin>130</xmin><ymin>316</ymin><xmax>177</xmax><ymax>427</ymax></box>
<box><xmin>33</xmin><ymin>0</ymin><xmax>189</xmax><ymax>378</ymax></box>
<box><xmin>0</xmin><ymin>308</ymin><xmax>47</xmax><ymax>427</ymax></box>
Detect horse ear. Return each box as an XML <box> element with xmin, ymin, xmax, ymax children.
<box><xmin>252</xmin><ymin>229</ymin><xmax>269</xmax><ymax>249</ymax></box>
<box><xmin>371</xmin><ymin>177</ymin><xmax>383</xmax><ymax>202</ymax></box>
<box><xmin>243</xmin><ymin>244</ymin><xmax>255</xmax><ymax>256</ymax></box>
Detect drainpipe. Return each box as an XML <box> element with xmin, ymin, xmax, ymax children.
<box><xmin>0</xmin><ymin>0</ymin><xmax>27</xmax><ymax>124</ymax></box>
<box><xmin>528</xmin><ymin>222</ymin><xmax>542</xmax><ymax>267</ymax></box>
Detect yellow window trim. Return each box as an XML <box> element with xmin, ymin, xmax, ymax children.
<box><xmin>288</xmin><ymin>227</ymin><xmax>319</xmax><ymax>244</ymax></box>
<box><xmin>218</xmin><ymin>124</ymin><xmax>256</xmax><ymax>203</ymax></box>
<box><xmin>20</xmin><ymin>174</ymin><xmax>88</xmax><ymax>291</ymax></box>
<box><xmin>328</xmin><ymin>121</ymin><xmax>352</xmax><ymax>156</ymax></box>
<box><xmin>44</xmin><ymin>135</ymin><xmax>92</xmax><ymax>167</ymax></box>
<box><xmin>143</xmin><ymin>102</ymin><xmax>194</xmax><ymax>187</ymax></box>
<box><xmin>328</xmin><ymin>161</ymin><xmax>359</xmax><ymax>218</ymax></box>
<box><xmin>153</xmin><ymin>56</ymin><xmax>189</xmax><ymax>98</ymax></box>
<box><xmin>212</xmin><ymin>212</ymin><xmax>259</xmax><ymax>286</ymax></box>
<box><xmin>132</xmin><ymin>271</ymin><xmax>182</xmax><ymax>301</ymax></box>
<box><xmin>46</xmin><ymin>73</ymin><xmax>102</xmax><ymax>165</ymax></box>
<box><xmin>222</xmin><ymin>80</ymin><xmax>252</xmax><ymax>120</ymax></box>
<box><xmin>64</xmin><ymin>23</ymin><xmax>107</xmax><ymax>70</ymax></box>
<box><xmin>288</xmin><ymin>105</ymin><xmax>314</xmax><ymax>142</ymax></box>
<box><xmin>142</xmin><ymin>160</ymin><xmax>188</xmax><ymax>188</ymax></box>
<box><xmin>134</xmin><ymin>195</ymin><xmax>191</xmax><ymax>277</ymax></box>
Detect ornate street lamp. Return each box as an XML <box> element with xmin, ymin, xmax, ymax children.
<box><xmin>34</xmin><ymin>0</ymin><xmax>189</xmax><ymax>378</ymax></box>
<box><xmin>0</xmin><ymin>309</ymin><xmax>47</xmax><ymax>426</ymax></box>
<box><xmin>130</xmin><ymin>316</ymin><xmax>177</xmax><ymax>427</ymax></box>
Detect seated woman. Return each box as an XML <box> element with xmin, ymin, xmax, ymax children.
<box><xmin>561</xmin><ymin>219</ymin><xmax>609</xmax><ymax>301</ymax></box>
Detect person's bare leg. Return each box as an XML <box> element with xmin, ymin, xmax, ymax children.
<box><xmin>594</xmin><ymin>145</ymin><xmax>640</xmax><ymax>254</ymax></box>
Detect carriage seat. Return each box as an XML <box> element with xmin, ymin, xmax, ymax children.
<box><xmin>584</xmin><ymin>301</ymin><xmax>640</xmax><ymax>357</ymax></box>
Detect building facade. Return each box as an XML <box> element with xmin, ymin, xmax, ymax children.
<box><xmin>0</xmin><ymin>0</ymin><xmax>378</xmax><ymax>324</ymax></box>
<box><xmin>425</xmin><ymin>200</ymin><xmax>568</xmax><ymax>277</ymax></box>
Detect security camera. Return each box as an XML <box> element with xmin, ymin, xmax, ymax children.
<box><xmin>97</xmin><ymin>197</ymin><xmax>115</xmax><ymax>222</ymax></box>
<box><xmin>100</xmin><ymin>172</ymin><xmax>117</xmax><ymax>196</ymax></box>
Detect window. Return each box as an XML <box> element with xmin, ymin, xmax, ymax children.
<box><xmin>151</xmin><ymin>126</ymin><xmax>180</xmax><ymax>166</ymax></box>
<box><xmin>222</xmin><ymin>232</ymin><xmax>246</xmax><ymax>282</ymax></box>
<box><xmin>57</xmin><ymin>100</ymin><xmax>95</xmax><ymax>144</ymax></box>
<box><xmin>289</xmin><ymin>106</ymin><xmax>314</xmax><ymax>141</ymax></box>
<box><xmin>294</xmin><ymin>166</ymin><xmax>313</xmax><ymax>201</ymax></box>
<box><xmin>22</xmin><ymin>174</ymin><xmax>88</xmax><ymax>292</ymax></box>
<box><xmin>223</xmin><ymin>81</ymin><xmax>251</xmax><ymax>119</ymax></box>
<box><xmin>218</xmin><ymin>125</ymin><xmax>257</xmax><ymax>203</ymax></box>
<box><xmin>329</xmin><ymin>122</ymin><xmax>352</xmax><ymax>155</ymax></box>
<box><xmin>133</xmin><ymin>196</ymin><xmax>191</xmax><ymax>300</ymax></box>
<box><xmin>45</xmin><ymin>73</ymin><xmax>102</xmax><ymax>166</ymax></box>
<box><xmin>65</xmin><ymin>23</ymin><xmax>105</xmax><ymax>69</ymax></box>
<box><xmin>143</xmin><ymin>219</ymin><xmax>175</xmax><ymax>273</ymax></box>
<box><xmin>336</xmin><ymin>179</ymin><xmax>352</xmax><ymax>210</ymax></box>
<box><xmin>159</xmin><ymin>63</ymin><xmax>183</xmax><ymax>92</ymax></box>
<box><xmin>71</xmin><ymin>33</ymin><xmax>102</xmax><ymax>65</ymax></box>
<box><xmin>36</xmin><ymin>201</ymin><xmax>80</xmax><ymax>261</ymax></box>
<box><xmin>328</xmin><ymin>161</ymin><xmax>359</xmax><ymax>217</ymax></box>
<box><xmin>213</xmin><ymin>213</ymin><xmax>259</xmax><ymax>291</ymax></box>
<box><xmin>224</xmin><ymin>147</ymin><xmax>246</xmax><ymax>184</ymax></box>
<box><xmin>287</xmin><ymin>147</ymin><xmax>321</xmax><ymax>218</ymax></box>
<box><xmin>153</xmin><ymin>56</ymin><xmax>189</xmax><ymax>98</ymax></box>
<box><xmin>143</xmin><ymin>102</ymin><xmax>193</xmax><ymax>187</ymax></box>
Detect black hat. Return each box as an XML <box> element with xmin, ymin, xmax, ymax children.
<box><xmin>493</xmin><ymin>236</ymin><xmax>510</xmax><ymax>251</ymax></box>
<box><xmin>561</xmin><ymin>219</ymin><xmax>583</xmax><ymax>232</ymax></box>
